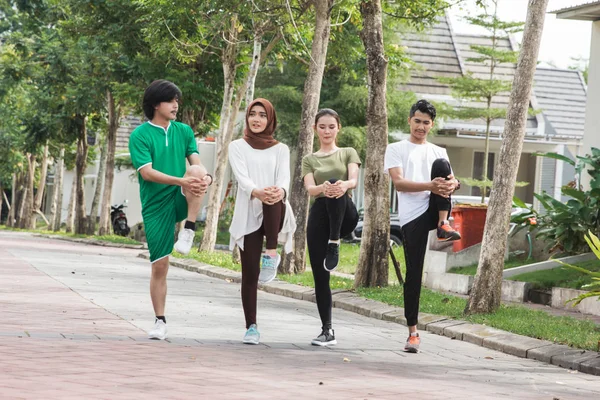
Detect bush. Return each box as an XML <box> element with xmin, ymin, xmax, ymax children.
<box><xmin>514</xmin><ymin>148</ymin><xmax>600</xmax><ymax>255</ymax></box>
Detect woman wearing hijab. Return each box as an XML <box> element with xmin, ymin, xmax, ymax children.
<box><xmin>228</xmin><ymin>98</ymin><xmax>296</xmax><ymax>345</ymax></box>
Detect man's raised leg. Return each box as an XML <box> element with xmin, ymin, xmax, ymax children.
<box><xmin>174</xmin><ymin>165</ymin><xmax>207</xmax><ymax>254</ymax></box>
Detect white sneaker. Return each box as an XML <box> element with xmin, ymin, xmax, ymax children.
<box><xmin>174</xmin><ymin>228</ymin><xmax>195</xmax><ymax>255</ymax></box>
<box><xmin>243</xmin><ymin>324</ymin><xmax>260</xmax><ymax>345</ymax></box>
<box><xmin>148</xmin><ymin>319</ymin><xmax>167</xmax><ymax>340</ymax></box>
<box><xmin>258</xmin><ymin>253</ymin><xmax>280</xmax><ymax>284</ymax></box>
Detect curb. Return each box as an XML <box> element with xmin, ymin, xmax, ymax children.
<box><xmin>34</xmin><ymin>234</ymin><xmax>147</xmax><ymax>250</ymax></box>
<box><xmin>139</xmin><ymin>252</ymin><xmax>600</xmax><ymax>376</ymax></box>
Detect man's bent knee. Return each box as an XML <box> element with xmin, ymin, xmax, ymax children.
<box><xmin>186</xmin><ymin>164</ymin><xmax>206</xmax><ymax>178</ymax></box>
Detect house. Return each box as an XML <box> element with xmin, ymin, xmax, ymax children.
<box><xmin>552</xmin><ymin>1</ymin><xmax>600</xmax><ymax>190</ymax></box>
<box><xmin>390</xmin><ymin>13</ymin><xmax>586</xmax><ymax>210</ymax></box>
<box><xmin>50</xmin><ymin>11</ymin><xmax>589</xmax><ymax>227</ymax></box>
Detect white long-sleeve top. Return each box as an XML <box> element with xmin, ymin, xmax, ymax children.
<box><xmin>228</xmin><ymin>139</ymin><xmax>297</xmax><ymax>252</ymax></box>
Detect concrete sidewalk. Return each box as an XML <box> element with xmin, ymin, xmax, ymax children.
<box><xmin>1</xmin><ymin>231</ymin><xmax>599</xmax><ymax>399</ymax></box>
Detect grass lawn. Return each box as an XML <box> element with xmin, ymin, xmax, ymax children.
<box><xmin>508</xmin><ymin>259</ymin><xmax>600</xmax><ymax>290</ymax></box>
<box><xmin>448</xmin><ymin>256</ymin><xmax>536</xmax><ymax>276</ymax></box>
<box><xmin>0</xmin><ymin>225</ymin><xmax>142</xmax><ymax>245</ymax></box>
<box><xmin>176</xmin><ymin>249</ymin><xmax>600</xmax><ymax>351</ymax></box>
<box><xmin>336</xmin><ymin>242</ymin><xmax>406</xmax><ymax>284</ymax></box>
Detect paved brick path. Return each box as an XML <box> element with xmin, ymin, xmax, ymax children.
<box><xmin>1</xmin><ymin>231</ymin><xmax>598</xmax><ymax>399</ymax></box>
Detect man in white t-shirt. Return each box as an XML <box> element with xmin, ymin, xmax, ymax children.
<box><xmin>384</xmin><ymin>99</ymin><xmax>461</xmax><ymax>353</ymax></box>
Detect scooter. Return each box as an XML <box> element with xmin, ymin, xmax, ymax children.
<box><xmin>111</xmin><ymin>202</ymin><xmax>130</xmax><ymax>237</ymax></box>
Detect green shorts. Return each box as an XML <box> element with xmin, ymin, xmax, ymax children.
<box><xmin>144</xmin><ymin>188</ymin><xmax>188</xmax><ymax>262</ymax></box>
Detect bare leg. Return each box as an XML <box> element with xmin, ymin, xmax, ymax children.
<box><xmin>182</xmin><ymin>164</ymin><xmax>207</xmax><ymax>222</ymax></box>
<box><xmin>438</xmin><ymin>210</ymin><xmax>449</xmax><ymax>226</ymax></box>
<box><xmin>150</xmin><ymin>256</ymin><xmax>169</xmax><ymax>316</ymax></box>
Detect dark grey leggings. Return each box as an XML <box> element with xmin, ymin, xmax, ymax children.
<box><xmin>306</xmin><ymin>189</ymin><xmax>358</xmax><ymax>329</ymax></box>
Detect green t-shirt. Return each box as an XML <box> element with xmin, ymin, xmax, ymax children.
<box><xmin>301</xmin><ymin>147</ymin><xmax>361</xmax><ymax>198</ymax></box>
<box><xmin>129</xmin><ymin>121</ymin><xmax>198</xmax><ymax>216</ymax></box>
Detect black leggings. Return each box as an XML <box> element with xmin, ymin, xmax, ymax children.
<box><xmin>401</xmin><ymin>158</ymin><xmax>452</xmax><ymax>327</ymax></box>
<box><xmin>306</xmin><ymin>187</ymin><xmax>359</xmax><ymax>329</ymax></box>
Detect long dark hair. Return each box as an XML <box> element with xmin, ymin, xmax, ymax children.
<box><xmin>142</xmin><ymin>80</ymin><xmax>182</xmax><ymax>120</ymax></box>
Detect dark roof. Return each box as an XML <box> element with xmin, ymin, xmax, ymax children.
<box><xmin>398</xmin><ymin>14</ymin><xmax>587</xmax><ymax>140</ymax></box>
<box><xmin>551</xmin><ymin>1</ymin><xmax>600</xmax><ymax>21</ymax></box>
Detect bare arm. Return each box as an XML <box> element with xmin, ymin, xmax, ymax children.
<box><xmin>303</xmin><ymin>173</ymin><xmax>326</xmax><ymax>197</ymax></box>
<box><xmin>388</xmin><ymin>166</ymin><xmax>456</xmax><ymax>197</ymax></box>
<box><xmin>344</xmin><ymin>162</ymin><xmax>359</xmax><ymax>189</ymax></box>
<box><xmin>328</xmin><ymin>163</ymin><xmax>360</xmax><ymax>198</ymax></box>
<box><xmin>139</xmin><ymin>154</ymin><xmax>206</xmax><ymax>195</ymax></box>
<box><xmin>388</xmin><ymin>166</ymin><xmax>433</xmax><ymax>193</ymax></box>
<box><xmin>139</xmin><ymin>165</ymin><xmax>185</xmax><ymax>186</ymax></box>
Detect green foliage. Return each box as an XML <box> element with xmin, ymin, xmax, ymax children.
<box><xmin>509</xmin><ymin>258</ymin><xmax>600</xmax><ymax>291</ymax></box>
<box><xmin>358</xmin><ymin>285</ymin><xmax>600</xmax><ymax>351</ymax></box>
<box><xmin>514</xmin><ymin>149</ymin><xmax>600</xmax><ymax>255</ymax></box>
<box><xmin>439</xmin><ymin>0</ymin><xmax>524</xmax><ymax>202</ymax></box>
<box><xmin>555</xmin><ymin>231</ymin><xmax>600</xmax><ymax>305</ymax></box>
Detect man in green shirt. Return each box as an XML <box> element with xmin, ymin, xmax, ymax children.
<box><xmin>129</xmin><ymin>80</ymin><xmax>212</xmax><ymax>340</ymax></box>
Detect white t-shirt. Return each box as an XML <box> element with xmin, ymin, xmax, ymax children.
<box><xmin>384</xmin><ymin>140</ymin><xmax>450</xmax><ymax>227</ymax></box>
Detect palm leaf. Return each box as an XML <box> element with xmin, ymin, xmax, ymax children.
<box><xmin>534</xmin><ymin>152</ymin><xmax>576</xmax><ymax>166</ymax></box>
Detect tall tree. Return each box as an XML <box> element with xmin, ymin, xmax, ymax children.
<box><xmin>49</xmin><ymin>147</ymin><xmax>65</xmax><ymax>231</ymax></box>
<box><xmin>32</xmin><ymin>141</ymin><xmax>49</xmax><ymax>227</ymax></box>
<box><xmin>354</xmin><ymin>0</ymin><xmax>389</xmax><ymax>287</ymax></box>
<box><xmin>465</xmin><ymin>0</ymin><xmax>548</xmax><ymax>314</ymax></box>
<box><xmin>438</xmin><ymin>0</ymin><xmax>523</xmax><ymax>202</ymax></box>
<box><xmin>280</xmin><ymin>0</ymin><xmax>335</xmax><ymax>274</ymax></box>
<box><xmin>88</xmin><ymin>137</ymin><xmax>107</xmax><ymax>234</ymax></box>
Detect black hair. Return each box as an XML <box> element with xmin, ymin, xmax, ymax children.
<box><xmin>409</xmin><ymin>99</ymin><xmax>436</xmax><ymax>121</ymax></box>
<box><xmin>142</xmin><ymin>80</ymin><xmax>182</xmax><ymax>120</ymax></box>
<box><xmin>314</xmin><ymin>108</ymin><xmax>341</xmax><ymax>127</ymax></box>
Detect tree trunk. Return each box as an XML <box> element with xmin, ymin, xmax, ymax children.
<box><xmin>481</xmin><ymin>114</ymin><xmax>492</xmax><ymax>203</ymax></box>
<box><xmin>200</xmin><ymin>25</ymin><xmax>281</xmax><ymax>252</ymax></box>
<box><xmin>0</xmin><ymin>183</ymin><xmax>3</xmax><ymax>225</ymax></box>
<box><xmin>74</xmin><ymin>115</ymin><xmax>89</xmax><ymax>234</ymax></box>
<box><xmin>65</xmin><ymin>179</ymin><xmax>77</xmax><ymax>233</ymax></box>
<box><xmin>245</xmin><ymin>31</ymin><xmax>263</xmax><ymax>106</ymax></box>
<box><xmin>280</xmin><ymin>0</ymin><xmax>334</xmax><ymax>274</ymax></box>
<box><xmin>88</xmin><ymin>138</ymin><xmax>107</xmax><ymax>235</ymax></box>
<box><xmin>465</xmin><ymin>0</ymin><xmax>548</xmax><ymax>315</ymax></box>
<box><xmin>99</xmin><ymin>90</ymin><xmax>121</xmax><ymax>235</ymax></box>
<box><xmin>199</xmin><ymin>16</ymin><xmax>239</xmax><ymax>252</ymax></box>
<box><xmin>7</xmin><ymin>173</ymin><xmax>17</xmax><ymax>227</ymax></box>
<box><xmin>32</xmin><ymin>141</ymin><xmax>49</xmax><ymax>228</ymax></box>
<box><xmin>20</xmin><ymin>154</ymin><xmax>36</xmax><ymax>229</ymax></box>
<box><xmin>354</xmin><ymin>0</ymin><xmax>390</xmax><ymax>288</ymax></box>
<box><xmin>49</xmin><ymin>147</ymin><xmax>65</xmax><ymax>231</ymax></box>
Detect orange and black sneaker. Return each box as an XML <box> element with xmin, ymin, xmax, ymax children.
<box><xmin>437</xmin><ymin>221</ymin><xmax>461</xmax><ymax>242</ymax></box>
<box><xmin>404</xmin><ymin>333</ymin><xmax>420</xmax><ymax>353</ymax></box>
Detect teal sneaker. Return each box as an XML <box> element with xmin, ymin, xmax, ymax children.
<box><xmin>258</xmin><ymin>253</ymin><xmax>280</xmax><ymax>284</ymax></box>
<box><xmin>243</xmin><ymin>324</ymin><xmax>260</xmax><ymax>345</ymax></box>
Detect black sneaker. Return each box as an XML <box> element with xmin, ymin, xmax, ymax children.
<box><xmin>311</xmin><ymin>328</ymin><xmax>337</xmax><ymax>346</ymax></box>
<box><xmin>324</xmin><ymin>243</ymin><xmax>340</xmax><ymax>271</ymax></box>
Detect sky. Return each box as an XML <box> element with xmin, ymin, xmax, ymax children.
<box><xmin>448</xmin><ymin>0</ymin><xmax>593</xmax><ymax>69</ymax></box>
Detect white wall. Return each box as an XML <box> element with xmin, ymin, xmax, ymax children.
<box><xmin>581</xmin><ymin>20</ymin><xmax>600</xmax><ymax>189</ymax></box>
<box><xmin>52</xmin><ymin>139</ymin><xmax>233</xmax><ymax>228</ymax></box>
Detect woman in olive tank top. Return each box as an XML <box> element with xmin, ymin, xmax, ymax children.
<box><xmin>301</xmin><ymin>108</ymin><xmax>361</xmax><ymax>346</ymax></box>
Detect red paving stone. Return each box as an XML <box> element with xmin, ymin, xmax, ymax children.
<box><xmin>2</xmin><ymin>232</ymin><xmax>599</xmax><ymax>399</ymax></box>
